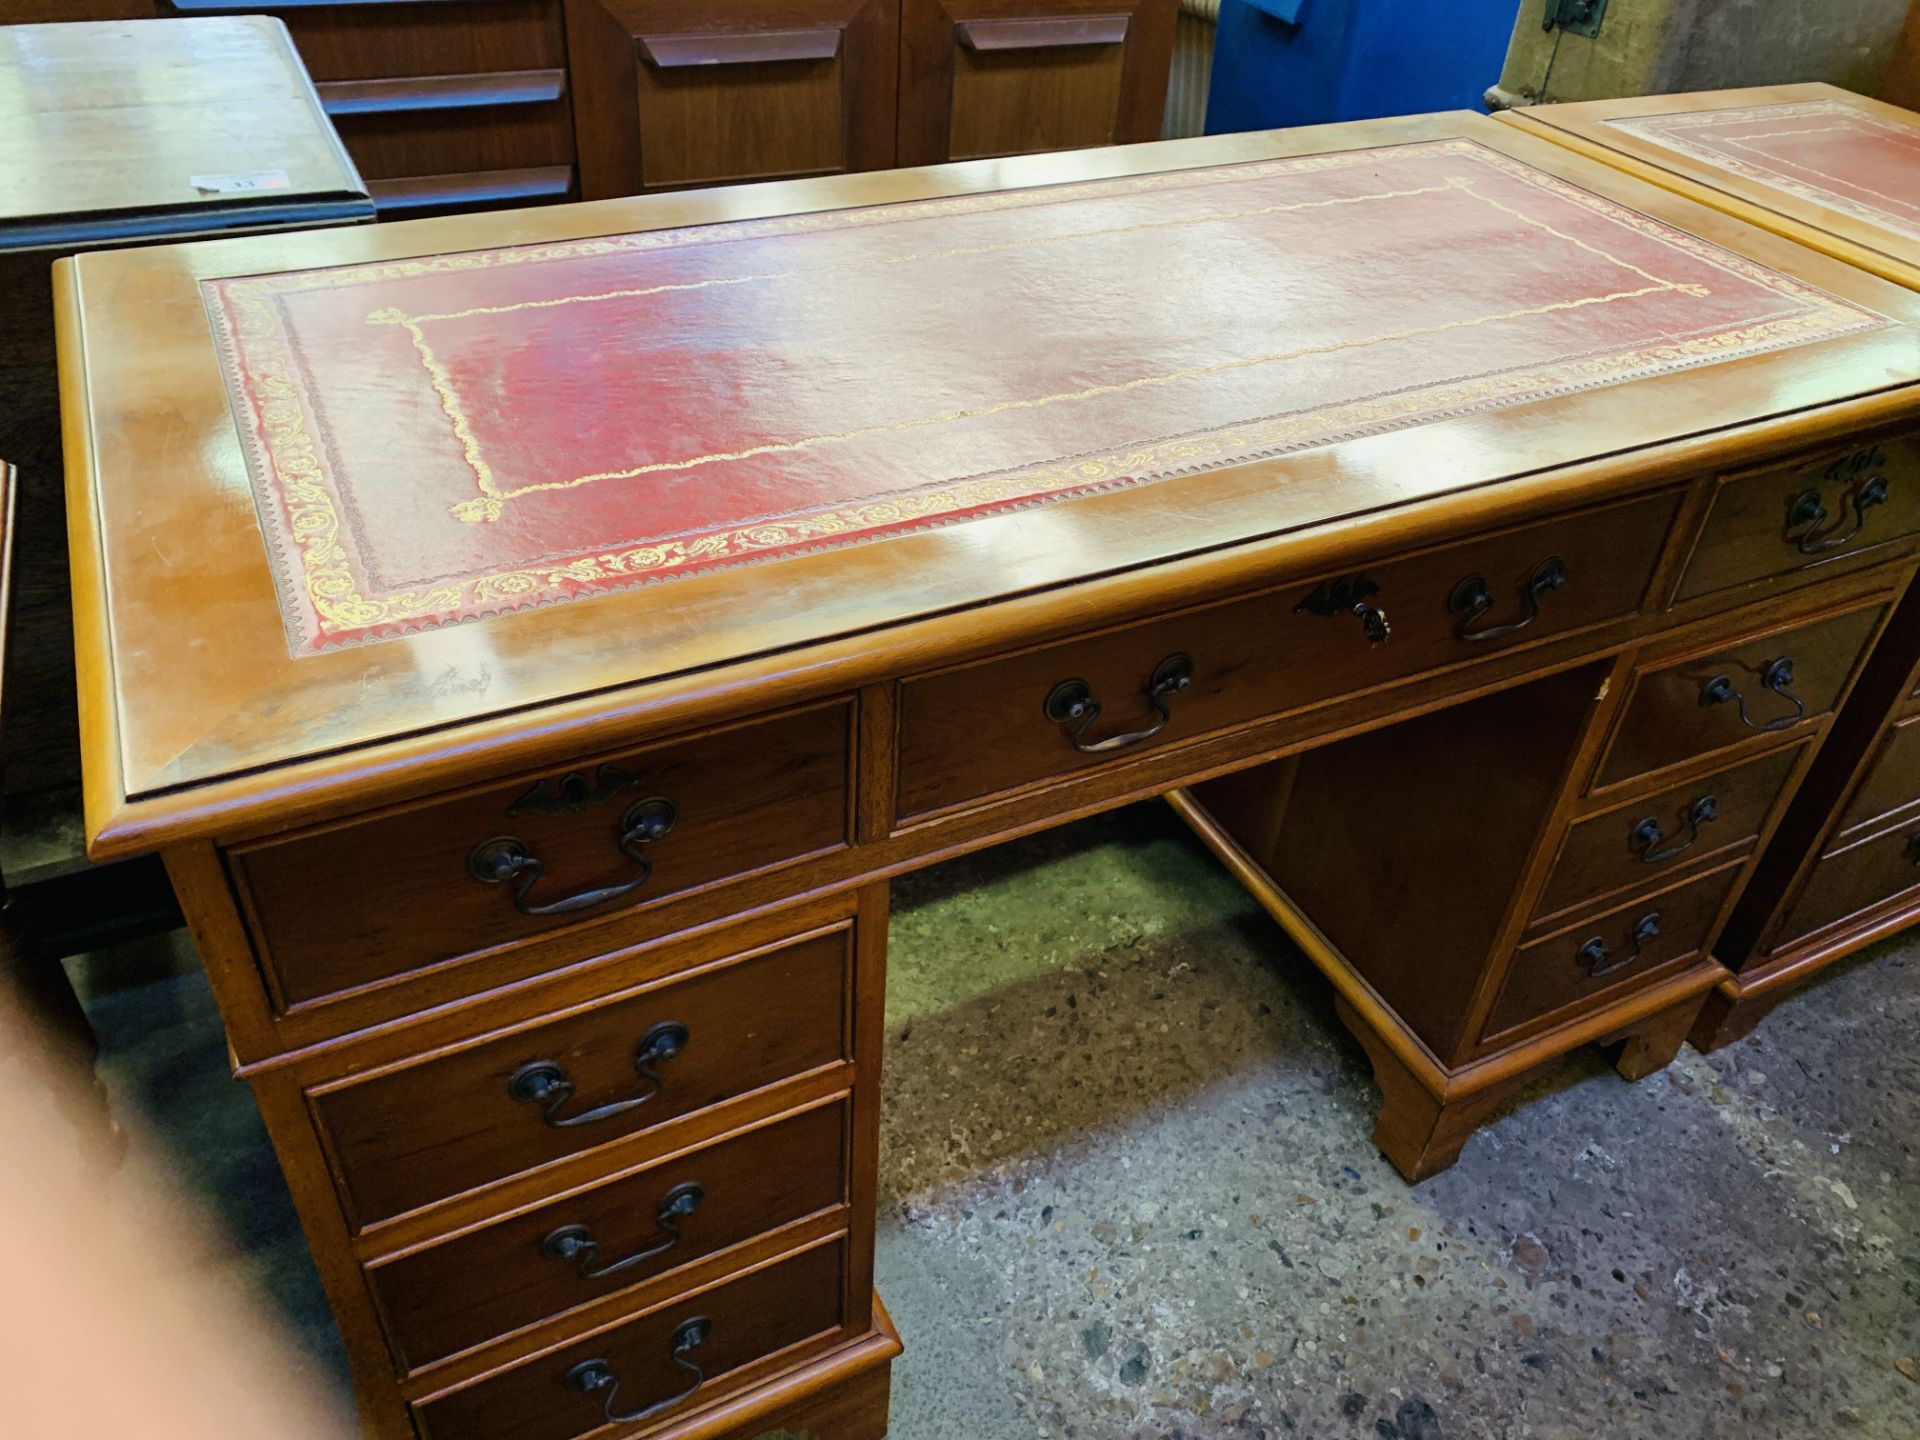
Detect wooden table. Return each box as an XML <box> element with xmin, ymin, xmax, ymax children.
<box><xmin>1500</xmin><ymin>84</ymin><xmax>1920</xmax><ymax>1049</ymax></box>
<box><xmin>59</xmin><ymin>111</ymin><xmax>1920</xmax><ymax>1440</ymax></box>
<box><xmin>1</xmin><ymin>15</ymin><xmax>370</xmax><ymax>799</ymax></box>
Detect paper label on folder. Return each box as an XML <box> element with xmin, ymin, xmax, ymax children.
<box><xmin>189</xmin><ymin>170</ymin><xmax>291</xmax><ymax>195</ymax></box>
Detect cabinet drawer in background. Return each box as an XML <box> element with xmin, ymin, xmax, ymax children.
<box><xmin>1833</xmin><ymin>710</ymin><xmax>1920</xmax><ymax>843</ymax></box>
<box><xmin>1531</xmin><ymin>744</ymin><xmax>1803</xmax><ymax>927</ymax></box>
<box><xmin>269</xmin><ymin>1</ymin><xmax>568</xmax><ymax>82</ymax></box>
<box><xmin>897</xmin><ymin>490</ymin><xmax>1680</xmax><ymax>820</ymax></box>
<box><xmin>1487</xmin><ymin>865</ymin><xmax>1739</xmax><ymax>1040</ymax></box>
<box><xmin>1775</xmin><ymin>815</ymin><xmax>1920</xmax><ymax>951</ymax></box>
<box><xmin>231</xmin><ymin>702</ymin><xmax>851</xmax><ymax>1011</ymax></box>
<box><xmin>368</xmin><ymin>1099</ymin><xmax>849</xmax><ymax>1371</ymax></box>
<box><xmin>1593</xmin><ymin>599</ymin><xmax>1886</xmax><ymax>790</ymax></box>
<box><xmin>1674</xmin><ymin>434</ymin><xmax>1920</xmax><ymax>603</ymax></box>
<box><xmin>310</xmin><ymin>925</ymin><xmax>853</xmax><ymax>1229</ymax></box>
<box><xmin>413</xmin><ymin>1237</ymin><xmax>848</xmax><ymax>1440</ymax></box>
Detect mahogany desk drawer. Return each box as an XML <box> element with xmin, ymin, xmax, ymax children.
<box><xmin>311</xmin><ymin>926</ymin><xmax>852</xmax><ymax>1229</ymax></box>
<box><xmin>1775</xmin><ymin>817</ymin><xmax>1920</xmax><ymax>951</ymax></box>
<box><xmin>1531</xmin><ymin>745</ymin><xmax>1802</xmax><ymax>927</ymax></box>
<box><xmin>1675</xmin><ymin>435</ymin><xmax>1920</xmax><ymax>603</ymax></box>
<box><xmin>1487</xmin><ymin>865</ymin><xmax>1739</xmax><ymax>1040</ymax></box>
<box><xmin>368</xmin><ymin>1099</ymin><xmax>848</xmax><ymax>1371</ymax></box>
<box><xmin>1833</xmin><ymin>710</ymin><xmax>1920</xmax><ymax>842</ymax></box>
<box><xmin>413</xmin><ymin>1237</ymin><xmax>847</xmax><ymax>1440</ymax></box>
<box><xmin>231</xmin><ymin>702</ymin><xmax>851</xmax><ymax>1011</ymax></box>
<box><xmin>896</xmin><ymin>491</ymin><xmax>1680</xmax><ymax>820</ymax></box>
<box><xmin>1593</xmin><ymin>599</ymin><xmax>1886</xmax><ymax>790</ymax></box>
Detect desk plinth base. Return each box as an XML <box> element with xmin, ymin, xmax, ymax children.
<box><xmin>1695</xmin><ymin>884</ymin><xmax>1920</xmax><ymax>1052</ymax></box>
<box><xmin>1168</xmin><ymin>788</ymin><xmax>1720</xmax><ymax>1181</ymax></box>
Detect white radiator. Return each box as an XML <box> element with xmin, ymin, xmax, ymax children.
<box><xmin>1161</xmin><ymin>0</ymin><xmax>1221</xmax><ymax>140</ymax></box>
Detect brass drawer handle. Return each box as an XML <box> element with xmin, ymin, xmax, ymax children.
<box><xmin>507</xmin><ymin>1021</ymin><xmax>688</xmax><ymax>1129</ymax></box>
<box><xmin>1448</xmin><ymin>556</ymin><xmax>1566</xmax><ymax>642</ymax></box>
<box><xmin>1785</xmin><ymin>472</ymin><xmax>1889</xmax><ymax>556</ymax></box>
<box><xmin>1575</xmin><ymin>912</ymin><xmax>1659</xmax><ymax>979</ymax></box>
<box><xmin>468</xmin><ymin>797</ymin><xmax>677</xmax><ymax>916</ymax></box>
<box><xmin>1294</xmin><ymin>574</ymin><xmax>1391</xmax><ymax>645</ymax></box>
<box><xmin>1699</xmin><ymin>657</ymin><xmax>1805</xmax><ymax>732</ymax></box>
<box><xmin>565</xmin><ymin>1317</ymin><xmax>710</xmax><ymax>1425</ymax></box>
<box><xmin>542</xmin><ymin>1181</ymin><xmax>705</xmax><ymax>1281</ymax></box>
<box><xmin>1628</xmin><ymin>794</ymin><xmax>1719</xmax><ymax>865</ymax></box>
<box><xmin>1043</xmin><ymin>653</ymin><xmax>1194</xmax><ymax>754</ymax></box>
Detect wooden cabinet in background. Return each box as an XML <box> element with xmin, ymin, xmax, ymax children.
<box><xmin>4</xmin><ymin>1</ymin><xmax>1179</xmax><ymax>212</ymax></box>
<box><xmin>566</xmin><ymin>0</ymin><xmax>900</xmax><ymax>195</ymax></box>
<box><xmin>898</xmin><ymin>0</ymin><xmax>1178</xmax><ymax>165</ymax></box>
<box><xmin>160</xmin><ymin>0</ymin><xmax>578</xmax><ymax>215</ymax></box>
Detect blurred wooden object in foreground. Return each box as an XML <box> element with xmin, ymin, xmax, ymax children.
<box><xmin>0</xmin><ymin>985</ymin><xmax>351</xmax><ymax>1440</ymax></box>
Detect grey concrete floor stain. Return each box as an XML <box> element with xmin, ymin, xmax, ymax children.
<box><xmin>78</xmin><ymin>802</ymin><xmax>1919</xmax><ymax>1439</ymax></box>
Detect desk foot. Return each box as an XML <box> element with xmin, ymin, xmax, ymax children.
<box><xmin>1334</xmin><ymin>996</ymin><xmax>1526</xmax><ymax>1183</ymax></box>
<box><xmin>1687</xmin><ymin>979</ymin><xmax>1787</xmax><ymax>1053</ymax></box>
<box><xmin>1610</xmin><ymin>991</ymin><xmax>1706</xmax><ymax>1080</ymax></box>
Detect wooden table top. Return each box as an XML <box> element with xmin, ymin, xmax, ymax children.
<box><xmin>1499</xmin><ymin>84</ymin><xmax>1920</xmax><ymax>291</ymax></box>
<box><xmin>59</xmin><ymin>110</ymin><xmax>1920</xmax><ymax>855</ymax></box>
<box><xmin>0</xmin><ymin>16</ymin><xmax>369</xmax><ymax>252</ymax></box>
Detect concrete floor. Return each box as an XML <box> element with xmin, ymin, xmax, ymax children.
<box><xmin>79</xmin><ymin>802</ymin><xmax>1919</xmax><ymax>1439</ymax></box>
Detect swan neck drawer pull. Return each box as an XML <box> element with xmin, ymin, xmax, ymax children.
<box><xmin>1576</xmin><ymin>912</ymin><xmax>1659</xmax><ymax>979</ymax></box>
<box><xmin>541</xmin><ymin>1181</ymin><xmax>706</xmax><ymax>1281</ymax></box>
<box><xmin>1785</xmin><ymin>470</ymin><xmax>1889</xmax><ymax>556</ymax></box>
<box><xmin>1698</xmin><ymin>657</ymin><xmax>1804</xmax><ymax>732</ymax></box>
<box><xmin>507</xmin><ymin>1021</ymin><xmax>689</xmax><ymax>1129</ymax></box>
<box><xmin>1628</xmin><ymin>794</ymin><xmax>1719</xmax><ymax>865</ymax></box>
<box><xmin>468</xmin><ymin>796</ymin><xmax>678</xmax><ymax>916</ymax></box>
<box><xmin>1043</xmin><ymin>653</ymin><xmax>1194</xmax><ymax>754</ymax></box>
<box><xmin>1448</xmin><ymin>556</ymin><xmax>1566</xmax><ymax>642</ymax></box>
<box><xmin>564</xmin><ymin>1317</ymin><xmax>710</xmax><ymax>1425</ymax></box>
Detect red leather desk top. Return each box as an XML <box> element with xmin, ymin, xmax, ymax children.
<box><xmin>1605</xmin><ymin>100</ymin><xmax>1920</xmax><ymax>245</ymax></box>
<box><xmin>205</xmin><ymin>137</ymin><xmax>1878</xmax><ymax>655</ymax></box>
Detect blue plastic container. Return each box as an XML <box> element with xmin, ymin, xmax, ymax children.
<box><xmin>1204</xmin><ymin>0</ymin><xmax>1517</xmax><ymax>134</ymax></box>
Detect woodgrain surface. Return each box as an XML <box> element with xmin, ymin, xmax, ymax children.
<box><xmin>310</xmin><ymin>924</ymin><xmax>852</xmax><ymax>1227</ymax></box>
<box><xmin>59</xmin><ymin>112</ymin><xmax>1920</xmax><ymax>859</ymax></box>
<box><xmin>0</xmin><ymin>16</ymin><xmax>365</xmax><ymax>245</ymax></box>
<box><xmin>365</xmin><ymin>1096</ymin><xmax>848</xmax><ymax>1371</ymax></box>
<box><xmin>1500</xmin><ymin>85</ymin><xmax>1920</xmax><ymax>290</ymax></box>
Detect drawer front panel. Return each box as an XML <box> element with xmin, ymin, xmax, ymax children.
<box><xmin>1776</xmin><ymin>818</ymin><xmax>1920</xmax><ymax>950</ymax></box>
<box><xmin>1532</xmin><ymin>745</ymin><xmax>1801</xmax><ymax>925</ymax></box>
<box><xmin>369</xmin><ymin>1100</ymin><xmax>848</xmax><ymax>1370</ymax></box>
<box><xmin>1488</xmin><ymin>867</ymin><xmax>1739</xmax><ymax>1039</ymax></box>
<box><xmin>312</xmin><ymin>928</ymin><xmax>851</xmax><ymax>1227</ymax></box>
<box><xmin>413</xmin><ymin>1238</ymin><xmax>846</xmax><ymax>1440</ymax></box>
<box><xmin>235</xmin><ymin>703</ymin><xmax>851</xmax><ymax>1010</ymax></box>
<box><xmin>278</xmin><ymin>2</ymin><xmax>568</xmax><ymax>80</ymax></box>
<box><xmin>328</xmin><ymin>101</ymin><xmax>575</xmax><ymax>181</ymax></box>
<box><xmin>1835</xmin><ymin>711</ymin><xmax>1920</xmax><ymax>841</ymax></box>
<box><xmin>1595</xmin><ymin>600</ymin><xmax>1885</xmax><ymax>789</ymax></box>
<box><xmin>898</xmin><ymin>491</ymin><xmax>1679</xmax><ymax>820</ymax></box>
<box><xmin>1675</xmin><ymin>435</ymin><xmax>1920</xmax><ymax>602</ymax></box>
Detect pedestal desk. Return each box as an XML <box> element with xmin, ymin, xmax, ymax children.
<box><xmin>60</xmin><ymin>112</ymin><xmax>1920</xmax><ymax>1440</ymax></box>
<box><xmin>1500</xmin><ymin>84</ymin><xmax>1920</xmax><ymax>1049</ymax></box>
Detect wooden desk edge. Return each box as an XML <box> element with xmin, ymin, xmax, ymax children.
<box><xmin>1495</xmin><ymin>103</ymin><xmax>1920</xmax><ymax>294</ymax></box>
<box><xmin>56</xmin><ymin>255</ymin><xmax>133</xmax><ymax>866</ymax></box>
<box><xmin>70</xmin><ymin>378</ymin><xmax>1920</xmax><ymax>865</ymax></box>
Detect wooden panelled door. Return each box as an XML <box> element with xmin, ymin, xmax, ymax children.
<box><xmin>565</xmin><ymin>0</ymin><xmax>900</xmax><ymax>195</ymax></box>
<box><xmin>898</xmin><ymin>0</ymin><xmax>1178</xmax><ymax>165</ymax></box>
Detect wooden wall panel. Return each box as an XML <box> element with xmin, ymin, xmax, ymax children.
<box><xmin>566</xmin><ymin>0</ymin><xmax>899</xmax><ymax>197</ymax></box>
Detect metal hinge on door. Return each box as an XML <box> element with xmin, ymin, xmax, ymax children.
<box><xmin>1542</xmin><ymin>0</ymin><xmax>1609</xmax><ymax>37</ymax></box>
